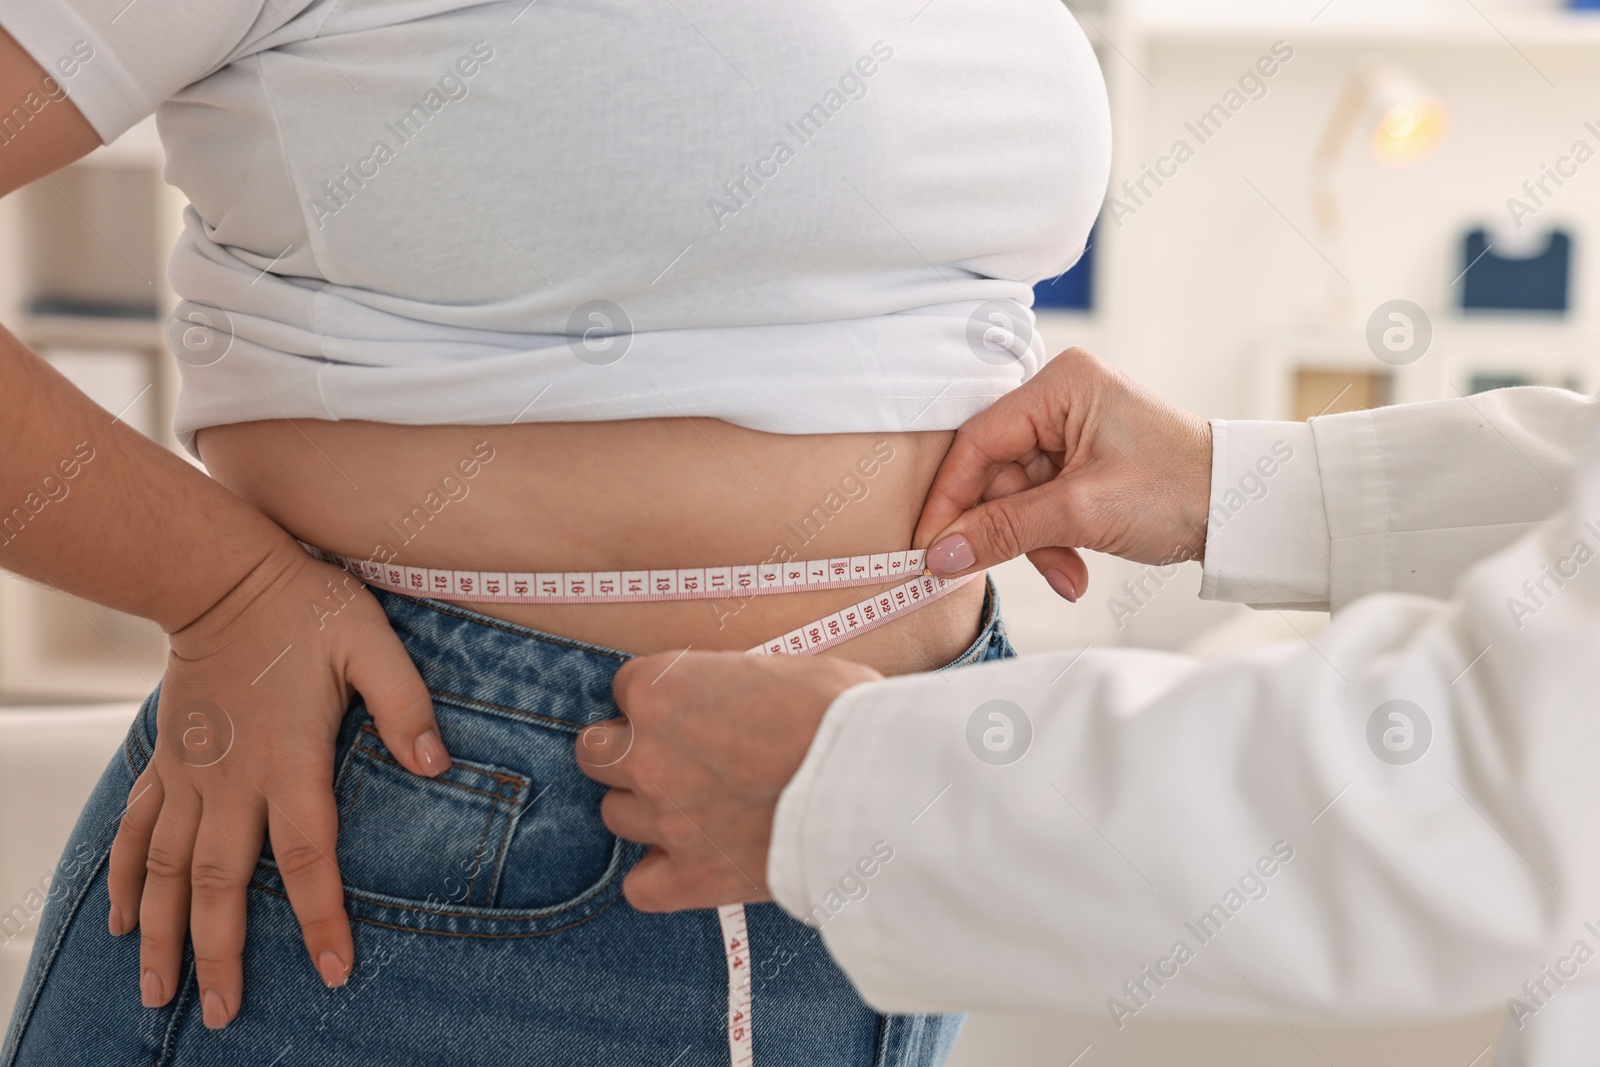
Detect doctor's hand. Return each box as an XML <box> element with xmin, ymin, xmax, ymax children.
<box><xmin>914</xmin><ymin>347</ymin><xmax>1212</xmax><ymax>601</ymax></box>
<box><xmin>575</xmin><ymin>651</ymin><xmax>880</xmax><ymax>912</ymax></box>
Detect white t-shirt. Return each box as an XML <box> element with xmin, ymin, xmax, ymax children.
<box><xmin>2</xmin><ymin>0</ymin><xmax>1110</xmax><ymax>454</ymax></box>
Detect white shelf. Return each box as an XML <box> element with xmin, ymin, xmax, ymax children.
<box><xmin>1246</xmin><ymin>318</ymin><xmax>1600</xmax><ymax>419</ymax></box>
<box><xmin>1137</xmin><ymin>8</ymin><xmax>1600</xmax><ymax>47</ymax></box>
<box><xmin>17</xmin><ymin>313</ymin><xmax>163</xmax><ymax>350</ymax></box>
<box><xmin>1286</xmin><ymin>316</ymin><xmax>1600</xmax><ymax>353</ymax></box>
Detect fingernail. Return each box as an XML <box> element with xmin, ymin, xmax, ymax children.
<box><xmin>140</xmin><ymin>968</ymin><xmax>164</xmax><ymax>1008</ymax></box>
<box><xmin>927</xmin><ymin>534</ymin><xmax>975</xmax><ymax>576</ymax></box>
<box><xmin>413</xmin><ymin>730</ymin><xmax>450</xmax><ymax>775</ymax></box>
<box><xmin>108</xmin><ymin>904</ymin><xmax>125</xmax><ymax>936</ymax></box>
<box><xmin>318</xmin><ymin>950</ymin><xmax>350</xmax><ymax>988</ymax></box>
<box><xmin>1044</xmin><ymin>568</ymin><xmax>1079</xmax><ymax>603</ymax></box>
<box><xmin>202</xmin><ymin>989</ymin><xmax>228</xmax><ymax>1029</ymax></box>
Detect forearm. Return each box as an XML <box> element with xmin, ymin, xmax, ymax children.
<box><xmin>0</xmin><ymin>325</ymin><xmax>299</xmax><ymax>632</ymax></box>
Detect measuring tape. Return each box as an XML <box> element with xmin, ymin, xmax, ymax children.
<box><xmin>300</xmin><ymin>540</ymin><xmax>978</xmax><ymax>1065</ymax></box>
<box><xmin>299</xmin><ymin>542</ymin><xmax>977</xmax><ymax>659</ymax></box>
<box><xmin>725</xmin><ymin>567</ymin><xmax>974</xmax><ymax>1065</ymax></box>
<box><xmin>300</xmin><ymin>542</ymin><xmax>936</xmax><ymax>605</ymax></box>
<box><xmin>718</xmin><ymin>900</ymin><xmax>755</xmax><ymax>1067</ymax></box>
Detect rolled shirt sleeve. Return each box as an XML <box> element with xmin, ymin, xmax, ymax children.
<box><xmin>0</xmin><ymin>0</ymin><xmax>309</xmax><ymax>144</ymax></box>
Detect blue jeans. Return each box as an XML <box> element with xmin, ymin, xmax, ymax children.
<box><xmin>4</xmin><ymin>579</ymin><xmax>1014</xmax><ymax>1067</ymax></box>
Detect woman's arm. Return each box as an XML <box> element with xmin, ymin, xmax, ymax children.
<box><xmin>0</xmin><ymin>26</ymin><xmax>448</xmax><ymax>1029</ymax></box>
<box><xmin>0</xmin><ymin>28</ymin><xmax>304</xmax><ymax>626</ymax></box>
<box><xmin>2</xmin><ymin>320</ymin><xmax>307</xmax><ymax>630</ymax></box>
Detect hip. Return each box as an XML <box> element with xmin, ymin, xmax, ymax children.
<box><xmin>2</xmin><ymin>579</ymin><xmax>1014</xmax><ymax>1067</ymax></box>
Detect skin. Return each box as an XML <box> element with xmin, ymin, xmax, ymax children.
<box><xmin>577</xmin><ymin>348</ymin><xmax>1215</xmax><ymax>913</ymax></box>
<box><xmin>0</xmin><ymin>29</ymin><xmax>447</xmax><ymax>1030</ymax></box>
<box><xmin>198</xmin><ymin>419</ymin><xmax>989</xmax><ymax>667</ymax></box>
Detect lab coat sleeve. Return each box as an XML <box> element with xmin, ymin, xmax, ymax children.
<box><xmin>768</xmin><ymin>413</ymin><xmax>1600</xmax><ymax>1021</ymax></box>
<box><xmin>1200</xmin><ymin>387</ymin><xmax>1594</xmax><ymax>612</ymax></box>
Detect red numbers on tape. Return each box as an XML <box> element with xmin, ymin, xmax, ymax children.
<box><xmin>299</xmin><ymin>542</ymin><xmax>931</xmax><ymax>607</ymax></box>
<box><xmin>718</xmin><ymin>903</ymin><xmax>755</xmax><ymax>1067</ymax></box>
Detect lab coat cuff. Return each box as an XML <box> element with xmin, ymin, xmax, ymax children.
<box><xmin>767</xmin><ymin>678</ymin><xmax>879</xmax><ymax>925</ymax></box>
<box><xmin>1199</xmin><ymin>420</ymin><xmax>1332</xmax><ymax>610</ymax></box>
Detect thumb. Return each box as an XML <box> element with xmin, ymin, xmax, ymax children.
<box><xmin>343</xmin><ymin>608</ymin><xmax>450</xmax><ymax>778</ymax></box>
<box><xmin>1025</xmin><ymin>546</ymin><xmax>1088</xmax><ymax>603</ymax></box>
<box><xmin>925</xmin><ymin>482</ymin><xmax>1090</xmax><ymax>592</ymax></box>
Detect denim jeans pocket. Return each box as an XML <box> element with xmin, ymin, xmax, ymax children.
<box><xmin>257</xmin><ymin>687</ymin><xmax>638</xmax><ymax>939</ymax></box>
<box><xmin>333</xmin><ymin>721</ymin><xmax>533</xmax><ymax>908</ymax></box>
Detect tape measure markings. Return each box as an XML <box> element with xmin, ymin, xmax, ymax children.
<box><xmin>299</xmin><ymin>542</ymin><xmax>930</xmax><ymax>605</ymax></box>
<box><xmin>745</xmin><ymin>571</ymin><xmax>975</xmax><ymax>657</ymax></box>
<box><xmin>718</xmin><ymin>902</ymin><xmax>755</xmax><ymax>1067</ymax></box>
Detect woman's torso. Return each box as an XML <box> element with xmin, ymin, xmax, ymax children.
<box><xmin>198</xmin><ymin>419</ymin><xmax>988</xmax><ymax>674</ymax></box>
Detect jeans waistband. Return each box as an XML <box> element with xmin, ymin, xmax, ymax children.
<box><xmin>366</xmin><ymin>573</ymin><xmax>1002</xmax><ymax>731</ymax></box>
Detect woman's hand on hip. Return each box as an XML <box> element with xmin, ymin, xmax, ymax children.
<box><xmin>914</xmin><ymin>347</ymin><xmax>1213</xmax><ymax>600</ymax></box>
<box><xmin>106</xmin><ymin>544</ymin><xmax>448</xmax><ymax>1029</ymax></box>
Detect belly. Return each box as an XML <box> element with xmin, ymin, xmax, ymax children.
<box><xmin>196</xmin><ymin>418</ymin><xmax>985</xmax><ymax>676</ymax></box>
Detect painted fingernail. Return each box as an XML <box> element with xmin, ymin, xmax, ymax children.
<box><xmin>318</xmin><ymin>950</ymin><xmax>350</xmax><ymax>988</ymax></box>
<box><xmin>1044</xmin><ymin>568</ymin><xmax>1079</xmax><ymax>603</ymax></box>
<box><xmin>140</xmin><ymin>968</ymin><xmax>164</xmax><ymax>1008</ymax></box>
<box><xmin>927</xmin><ymin>534</ymin><xmax>975</xmax><ymax>575</ymax></box>
<box><xmin>414</xmin><ymin>730</ymin><xmax>450</xmax><ymax>775</ymax></box>
<box><xmin>108</xmin><ymin>904</ymin><xmax>126</xmax><ymax>936</ymax></box>
<box><xmin>202</xmin><ymin>989</ymin><xmax>228</xmax><ymax>1029</ymax></box>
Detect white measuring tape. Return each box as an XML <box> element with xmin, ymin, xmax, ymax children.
<box><xmin>298</xmin><ymin>542</ymin><xmax>977</xmax><ymax>659</ymax></box>
<box><xmin>717</xmin><ymin>900</ymin><xmax>755</xmax><ymax>1067</ymax></box>
<box><xmin>299</xmin><ymin>540</ymin><xmax>978</xmax><ymax>1065</ymax></box>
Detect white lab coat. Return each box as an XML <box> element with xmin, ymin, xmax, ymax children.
<box><xmin>767</xmin><ymin>387</ymin><xmax>1600</xmax><ymax>1064</ymax></box>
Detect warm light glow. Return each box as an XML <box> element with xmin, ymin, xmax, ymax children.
<box><xmin>1371</xmin><ymin>97</ymin><xmax>1448</xmax><ymax>167</ymax></box>
<box><xmin>1381</xmin><ymin>106</ymin><xmax>1417</xmax><ymax>140</ymax></box>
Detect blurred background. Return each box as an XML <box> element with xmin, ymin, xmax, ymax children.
<box><xmin>4</xmin><ymin>0</ymin><xmax>1597</xmax><ymax>1061</ymax></box>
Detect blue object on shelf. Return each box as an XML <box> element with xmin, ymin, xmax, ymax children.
<box><xmin>1033</xmin><ymin>225</ymin><xmax>1095</xmax><ymax>311</ymax></box>
<box><xmin>1468</xmin><ymin>372</ymin><xmax>1532</xmax><ymax>394</ymax></box>
<box><xmin>1460</xmin><ymin>227</ymin><xmax>1571</xmax><ymax>313</ymax></box>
